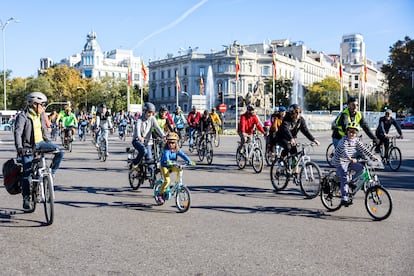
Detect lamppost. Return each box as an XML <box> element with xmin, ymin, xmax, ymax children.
<box><xmin>180</xmin><ymin>91</ymin><xmax>190</xmax><ymax>113</ymax></box>
<box><xmin>1</xmin><ymin>17</ymin><xmax>19</xmax><ymax>111</ymax></box>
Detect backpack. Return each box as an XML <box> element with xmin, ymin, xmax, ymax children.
<box><xmin>2</xmin><ymin>158</ymin><xmax>22</xmax><ymax>195</ymax></box>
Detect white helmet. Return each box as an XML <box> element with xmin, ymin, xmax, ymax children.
<box><xmin>27</xmin><ymin>92</ymin><xmax>47</xmax><ymax>104</ymax></box>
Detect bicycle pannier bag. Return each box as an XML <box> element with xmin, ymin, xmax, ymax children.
<box><xmin>2</xmin><ymin>158</ymin><xmax>22</xmax><ymax>195</ymax></box>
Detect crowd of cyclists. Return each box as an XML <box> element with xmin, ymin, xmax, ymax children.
<box><xmin>10</xmin><ymin>91</ymin><xmax>404</xmax><ymax>211</ymax></box>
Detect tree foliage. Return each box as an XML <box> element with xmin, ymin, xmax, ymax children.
<box><xmin>382</xmin><ymin>36</ymin><xmax>414</xmax><ymax>113</ymax></box>
<box><xmin>305</xmin><ymin>77</ymin><xmax>342</xmax><ymax>111</ymax></box>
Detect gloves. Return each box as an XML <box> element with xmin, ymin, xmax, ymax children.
<box><xmin>374</xmin><ymin>138</ymin><xmax>380</xmax><ymax>145</ymax></box>
<box><xmin>166</xmin><ymin>160</ymin><xmax>174</xmax><ymax>166</ymax></box>
<box><xmin>188</xmin><ymin>161</ymin><xmax>196</xmax><ymax>166</ymax></box>
<box><xmin>17</xmin><ymin>148</ymin><xmax>24</xmax><ymax>156</ymax></box>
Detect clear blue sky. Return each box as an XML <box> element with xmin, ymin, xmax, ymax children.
<box><xmin>2</xmin><ymin>0</ymin><xmax>413</xmax><ymax>78</ymax></box>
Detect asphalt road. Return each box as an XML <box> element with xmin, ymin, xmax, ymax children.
<box><xmin>1</xmin><ymin>129</ymin><xmax>413</xmax><ymax>275</ymax></box>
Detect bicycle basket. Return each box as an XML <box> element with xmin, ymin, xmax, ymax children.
<box><xmin>2</xmin><ymin>158</ymin><xmax>22</xmax><ymax>195</ymax></box>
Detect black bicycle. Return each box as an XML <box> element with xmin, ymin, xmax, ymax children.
<box><xmin>370</xmin><ymin>135</ymin><xmax>402</xmax><ymax>171</ymax></box>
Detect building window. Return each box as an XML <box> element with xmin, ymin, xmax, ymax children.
<box><xmin>355</xmin><ymin>83</ymin><xmax>359</xmax><ymax>89</ymax></box>
<box><xmin>263</xmin><ymin>66</ymin><xmax>270</xmax><ymax>76</ymax></box>
<box><xmin>168</xmin><ymin>87</ymin><xmax>171</xmax><ymax>97</ymax></box>
<box><xmin>218</xmin><ymin>64</ymin><xmax>225</xmax><ymax>73</ymax></box>
<box><xmin>200</xmin><ymin>67</ymin><xmax>205</xmax><ymax>77</ymax></box>
<box><xmin>152</xmin><ymin>72</ymin><xmax>156</xmax><ymax>80</ymax></box>
<box><xmin>184</xmin><ymin>67</ymin><xmax>187</xmax><ymax>76</ymax></box>
<box><xmin>355</xmin><ymin>75</ymin><xmax>359</xmax><ymax>81</ymax></box>
<box><xmin>168</xmin><ymin>69</ymin><xmax>171</xmax><ymax>78</ymax></box>
<box><xmin>161</xmin><ymin>87</ymin><xmax>165</xmax><ymax>98</ymax></box>
<box><xmin>184</xmin><ymin>85</ymin><xmax>187</xmax><ymax>92</ymax></box>
<box><xmin>161</xmin><ymin>71</ymin><xmax>165</xmax><ymax>79</ymax></box>
<box><xmin>248</xmin><ymin>84</ymin><xmax>253</xmax><ymax>93</ymax></box>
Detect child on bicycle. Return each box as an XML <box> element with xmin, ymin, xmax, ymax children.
<box><xmin>158</xmin><ymin>132</ymin><xmax>195</xmax><ymax>203</ymax></box>
<box><xmin>332</xmin><ymin>122</ymin><xmax>380</xmax><ymax>206</ymax></box>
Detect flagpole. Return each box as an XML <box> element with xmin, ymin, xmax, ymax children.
<box><xmin>235</xmin><ymin>80</ymin><xmax>238</xmax><ymax>129</ymax></box>
<box><xmin>339</xmin><ymin>57</ymin><xmax>343</xmax><ymax>111</ymax></box>
<box><xmin>127</xmin><ymin>61</ymin><xmax>131</xmax><ymax>111</ymax></box>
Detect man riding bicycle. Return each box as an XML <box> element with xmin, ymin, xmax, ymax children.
<box><xmin>210</xmin><ymin>107</ymin><xmax>222</xmax><ymax>134</ymax></box>
<box><xmin>187</xmin><ymin>105</ymin><xmax>202</xmax><ymax>150</ymax></box>
<box><xmin>94</xmin><ymin>103</ymin><xmax>113</xmax><ymax>156</ymax></box>
<box><xmin>14</xmin><ymin>92</ymin><xmax>64</xmax><ymax>210</ymax></box>
<box><xmin>237</xmin><ymin>104</ymin><xmax>266</xmax><ymax>147</ymax></box>
<box><xmin>375</xmin><ymin>109</ymin><xmax>403</xmax><ymax>161</ymax></box>
<box><xmin>61</xmin><ymin>106</ymin><xmax>78</xmax><ymax>141</ymax></box>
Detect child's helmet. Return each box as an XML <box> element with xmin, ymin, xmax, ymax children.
<box><xmin>166</xmin><ymin>132</ymin><xmax>179</xmax><ymax>141</ymax></box>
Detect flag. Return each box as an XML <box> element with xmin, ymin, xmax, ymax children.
<box><xmin>176</xmin><ymin>72</ymin><xmax>181</xmax><ymax>93</ymax></box>
<box><xmin>364</xmin><ymin>57</ymin><xmax>367</xmax><ymax>82</ymax></box>
<box><xmin>339</xmin><ymin>58</ymin><xmax>343</xmax><ymax>79</ymax></box>
<box><xmin>127</xmin><ymin>65</ymin><xmax>132</xmax><ymax>87</ymax></box>
<box><xmin>272</xmin><ymin>50</ymin><xmax>277</xmax><ymax>79</ymax></box>
<box><xmin>141</xmin><ymin>60</ymin><xmax>147</xmax><ymax>82</ymax></box>
<box><xmin>235</xmin><ymin>54</ymin><xmax>240</xmax><ymax>81</ymax></box>
<box><xmin>200</xmin><ymin>73</ymin><xmax>204</xmax><ymax>95</ymax></box>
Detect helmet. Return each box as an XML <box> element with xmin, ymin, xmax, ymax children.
<box><xmin>246</xmin><ymin>105</ymin><xmax>254</xmax><ymax>111</ymax></box>
<box><xmin>212</xmin><ymin>107</ymin><xmax>216</xmax><ymax>111</ymax></box>
<box><xmin>289</xmin><ymin>104</ymin><xmax>301</xmax><ymax>113</ymax></box>
<box><xmin>27</xmin><ymin>92</ymin><xmax>47</xmax><ymax>104</ymax></box>
<box><xmin>273</xmin><ymin>107</ymin><xmax>279</xmax><ymax>113</ymax></box>
<box><xmin>65</xmin><ymin>106</ymin><xmax>72</xmax><ymax>111</ymax></box>
<box><xmin>347</xmin><ymin>96</ymin><xmax>358</xmax><ymax>104</ymax></box>
<box><xmin>346</xmin><ymin>122</ymin><xmax>360</xmax><ymax>131</ymax></box>
<box><xmin>278</xmin><ymin>106</ymin><xmax>287</xmax><ymax>112</ymax></box>
<box><xmin>264</xmin><ymin>120</ymin><xmax>271</xmax><ymax>127</ymax></box>
<box><xmin>143</xmin><ymin>102</ymin><xmax>156</xmax><ymax>112</ymax></box>
<box><xmin>385</xmin><ymin>109</ymin><xmax>392</xmax><ymax>114</ymax></box>
<box><xmin>176</xmin><ymin>105</ymin><xmax>181</xmax><ymax>111</ymax></box>
<box><xmin>166</xmin><ymin>132</ymin><xmax>179</xmax><ymax>141</ymax></box>
<box><xmin>99</xmin><ymin>103</ymin><xmax>107</xmax><ymax>108</ymax></box>
<box><xmin>159</xmin><ymin>105</ymin><xmax>168</xmax><ymax>112</ymax></box>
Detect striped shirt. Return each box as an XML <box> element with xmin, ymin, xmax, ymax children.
<box><xmin>333</xmin><ymin>136</ymin><xmax>375</xmax><ymax>168</ymax></box>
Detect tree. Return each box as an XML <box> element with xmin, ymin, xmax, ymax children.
<box><xmin>382</xmin><ymin>36</ymin><xmax>414</xmax><ymax>113</ymax></box>
<box><xmin>305</xmin><ymin>77</ymin><xmax>341</xmax><ymax>111</ymax></box>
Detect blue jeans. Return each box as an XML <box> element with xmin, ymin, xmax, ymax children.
<box><xmin>96</xmin><ymin>128</ymin><xmax>109</xmax><ymax>151</ymax></box>
<box><xmin>132</xmin><ymin>139</ymin><xmax>153</xmax><ymax>167</ymax></box>
<box><xmin>21</xmin><ymin>141</ymin><xmax>64</xmax><ymax>197</ymax></box>
<box><xmin>336</xmin><ymin>162</ymin><xmax>363</xmax><ymax>201</ymax></box>
<box><xmin>189</xmin><ymin>127</ymin><xmax>198</xmax><ymax>147</ymax></box>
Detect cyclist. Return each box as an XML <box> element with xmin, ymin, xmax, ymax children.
<box><xmin>267</xmin><ymin>106</ymin><xmax>287</xmax><ymax>152</ymax></box>
<box><xmin>158</xmin><ymin>132</ymin><xmax>195</xmax><ymax>203</ymax></box>
<box><xmin>61</xmin><ymin>106</ymin><xmax>78</xmax><ymax>141</ymax></box>
<box><xmin>131</xmin><ymin>102</ymin><xmax>165</xmax><ymax>176</ymax></box>
<box><xmin>332</xmin><ymin>96</ymin><xmax>378</xmax><ymax>148</ymax></box>
<box><xmin>94</xmin><ymin>103</ymin><xmax>113</xmax><ymax>156</ymax></box>
<box><xmin>332</xmin><ymin>122</ymin><xmax>380</xmax><ymax>206</ymax></box>
<box><xmin>155</xmin><ymin>105</ymin><xmax>174</xmax><ymax>134</ymax></box>
<box><xmin>210</xmin><ymin>107</ymin><xmax>222</xmax><ymax>134</ymax></box>
<box><xmin>276</xmin><ymin>104</ymin><xmax>320</xmax><ymax>160</ymax></box>
<box><xmin>14</xmin><ymin>92</ymin><xmax>64</xmax><ymax>210</ymax></box>
<box><xmin>187</xmin><ymin>105</ymin><xmax>202</xmax><ymax>150</ymax></box>
<box><xmin>77</xmin><ymin>110</ymin><xmax>89</xmax><ymax>139</ymax></box>
<box><xmin>237</xmin><ymin>104</ymin><xmax>266</xmax><ymax>147</ymax></box>
<box><xmin>116</xmin><ymin>110</ymin><xmax>130</xmax><ymax>138</ymax></box>
<box><xmin>375</xmin><ymin>109</ymin><xmax>403</xmax><ymax>161</ymax></box>
<box><xmin>200</xmin><ymin>110</ymin><xmax>214</xmax><ymax>141</ymax></box>
<box><xmin>172</xmin><ymin>106</ymin><xmax>187</xmax><ymax>139</ymax></box>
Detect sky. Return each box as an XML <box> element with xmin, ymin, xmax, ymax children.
<box><xmin>2</xmin><ymin>0</ymin><xmax>413</xmax><ymax>78</ymax></box>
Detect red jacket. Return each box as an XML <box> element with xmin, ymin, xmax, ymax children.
<box><xmin>238</xmin><ymin>113</ymin><xmax>265</xmax><ymax>135</ymax></box>
<box><xmin>187</xmin><ymin>111</ymin><xmax>202</xmax><ymax>127</ymax></box>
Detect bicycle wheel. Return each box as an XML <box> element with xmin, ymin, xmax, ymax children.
<box><xmin>236</xmin><ymin>146</ymin><xmax>247</xmax><ymax>169</ymax></box>
<box><xmin>213</xmin><ymin>132</ymin><xmax>220</xmax><ymax>147</ymax></box>
<box><xmin>149</xmin><ymin>168</ymin><xmax>161</xmax><ymax>188</ymax></box>
<box><xmin>206</xmin><ymin>141</ymin><xmax>213</xmax><ymax>165</ymax></box>
<box><xmin>198</xmin><ymin>140</ymin><xmax>206</xmax><ymax>161</ymax></box>
<box><xmin>176</xmin><ymin>185</ymin><xmax>191</xmax><ymax>213</ymax></box>
<box><xmin>68</xmin><ymin>141</ymin><xmax>72</xmax><ymax>153</ymax></box>
<box><xmin>255</xmin><ymin>136</ymin><xmax>262</xmax><ymax>149</ymax></box>
<box><xmin>320</xmin><ymin>171</ymin><xmax>342</xmax><ymax>211</ymax></box>
<box><xmin>252</xmin><ymin>148</ymin><xmax>263</xmax><ymax>173</ymax></box>
<box><xmin>265</xmin><ymin>145</ymin><xmax>278</xmax><ymax>166</ymax></box>
<box><xmin>299</xmin><ymin>161</ymin><xmax>322</xmax><ymax>198</ymax></box>
<box><xmin>365</xmin><ymin>185</ymin><xmax>392</xmax><ymax>220</ymax></box>
<box><xmin>270</xmin><ymin>159</ymin><xmax>289</xmax><ymax>191</ymax></box>
<box><xmin>388</xmin><ymin>147</ymin><xmax>401</xmax><ymax>171</ymax></box>
<box><xmin>43</xmin><ymin>174</ymin><xmax>54</xmax><ymax>225</ymax></box>
<box><xmin>325</xmin><ymin>143</ymin><xmax>335</xmax><ymax>167</ymax></box>
<box><xmin>129</xmin><ymin>168</ymin><xmax>144</xmax><ymax>190</ymax></box>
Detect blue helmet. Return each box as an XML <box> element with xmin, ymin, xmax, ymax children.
<box><xmin>278</xmin><ymin>106</ymin><xmax>287</xmax><ymax>112</ymax></box>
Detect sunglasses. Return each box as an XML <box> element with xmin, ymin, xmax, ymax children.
<box><xmin>168</xmin><ymin>141</ymin><xmax>176</xmax><ymax>144</ymax></box>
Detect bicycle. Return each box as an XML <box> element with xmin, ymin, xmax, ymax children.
<box><xmin>236</xmin><ymin>135</ymin><xmax>264</xmax><ymax>173</ymax></box>
<box><xmin>50</xmin><ymin>123</ymin><xmax>58</xmax><ymax>141</ymax></box>
<box><xmin>153</xmin><ymin>162</ymin><xmax>192</xmax><ymax>213</ymax></box>
<box><xmin>118</xmin><ymin>120</ymin><xmax>128</xmax><ymax>141</ymax></box>
<box><xmin>320</xmin><ymin>159</ymin><xmax>392</xmax><ymax>220</ymax></box>
<box><xmin>97</xmin><ymin>128</ymin><xmax>109</xmax><ymax>162</ymax></box>
<box><xmin>270</xmin><ymin>143</ymin><xmax>322</xmax><ymax>198</ymax></box>
<box><xmin>78</xmin><ymin>121</ymin><xmax>88</xmax><ymax>142</ymax></box>
<box><xmin>61</xmin><ymin>127</ymin><xmax>73</xmax><ymax>152</ymax></box>
<box><xmin>325</xmin><ymin>142</ymin><xmax>335</xmax><ymax>167</ymax></box>
<box><xmin>19</xmin><ymin>148</ymin><xmax>57</xmax><ymax>225</ymax></box>
<box><xmin>265</xmin><ymin>143</ymin><xmax>282</xmax><ymax>166</ymax></box>
<box><xmin>370</xmin><ymin>135</ymin><xmax>402</xmax><ymax>171</ymax></box>
<box><xmin>198</xmin><ymin>131</ymin><xmax>214</xmax><ymax>164</ymax></box>
<box><xmin>127</xmin><ymin>139</ymin><xmax>163</xmax><ymax>190</ymax></box>
<box><xmin>211</xmin><ymin>124</ymin><xmax>221</xmax><ymax>147</ymax></box>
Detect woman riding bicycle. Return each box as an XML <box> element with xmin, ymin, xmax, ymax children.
<box><xmin>332</xmin><ymin>122</ymin><xmax>380</xmax><ymax>206</ymax></box>
<box><xmin>94</xmin><ymin>103</ymin><xmax>113</xmax><ymax>156</ymax></box>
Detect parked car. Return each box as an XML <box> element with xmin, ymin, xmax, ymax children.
<box><xmin>400</xmin><ymin>116</ymin><xmax>414</xmax><ymax>129</ymax></box>
<box><xmin>0</xmin><ymin>123</ymin><xmax>12</xmax><ymax>131</ymax></box>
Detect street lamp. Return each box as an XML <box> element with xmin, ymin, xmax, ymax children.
<box><xmin>1</xmin><ymin>17</ymin><xmax>19</xmax><ymax>111</ymax></box>
<box><xmin>180</xmin><ymin>91</ymin><xmax>190</xmax><ymax>112</ymax></box>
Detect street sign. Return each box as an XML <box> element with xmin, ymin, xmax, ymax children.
<box><xmin>218</xmin><ymin>103</ymin><xmax>227</xmax><ymax>113</ymax></box>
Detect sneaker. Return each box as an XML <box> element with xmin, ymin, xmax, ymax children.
<box><xmin>105</xmin><ymin>152</ymin><xmax>109</xmax><ymax>157</ymax></box>
<box><xmin>95</xmin><ymin>143</ymin><xmax>99</xmax><ymax>148</ymax></box>
<box><xmin>341</xmin><ymin>199</ymin><xmax>353</xmax><ymax>207</ymax></box>
<box><xmin>23</xmin><ymin>196</ymin><xmax>31</xmax><ymax>210</ymax></box>
<box><xmin>157</xmin><ymin>195</ymin><xmax>165</xmax><ymax>204</ymax></box>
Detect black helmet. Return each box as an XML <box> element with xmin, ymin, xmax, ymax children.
<box><xmin>347</xmin><ymin>96</ymin><xmax>358</xmax><ymax>104</ymax></box>
<box><xmin>288</xmin><ymin>104</ymin><xmax>301</xmax><ymax>113</ymax></box>
<box><xmin>246</xmin><ymin>104</ymin><xmax>254</xmax><ymax>111</ymax></box>
<box><xmin>159</xmin><ymin>105</ymin><xmax>168</xmax><ymax>112</ymax></box>
<box><xmin>99</xmin><ymin>103</ymin><xmax>107</xmax><ymax>108</ymax></box>
<box><xmin>143</xmin><ymin>102</ymin><xmax>156</xmax><ymax>112</ymax></box>
<box><xmin>27</xmin><ymin>92</ymin><xmax>47</xmax><ymax>104</ymax></box>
